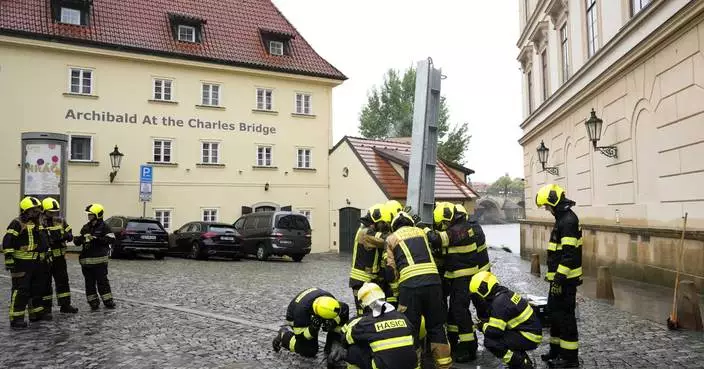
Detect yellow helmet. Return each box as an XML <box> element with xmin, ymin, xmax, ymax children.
<box><xmin>385</xmin><ymin>200</ymin><xmax>404</xmax><ymax>218</ymax></box>
<box><xmin>454</xmin><ymin>203</ymin><xmax>468</xmax><ymax>220</ymax></box>
<box><xmin>433</xmin><ymin>202</ymin><xmax>454</xmax><ymax>227</ymax></box>
<box><xmin>535</xmin><ymin>184</ymin><xmax>565</xmax><ymax>207</ymax></box>
<box><xmin>470</xmin><ymin>271</ymin><xmax>499</xmax><ymax>299</ymax></box>
<box><xmin>368</xmin><ymin>203</ymin><xmax>392</xmax><ymax>224</ymax></box>
<box><xmin>19</xmin><ymin>196</ymin><xmax>42</xmax><ymax>212</ymax></box>
<box><xmin>85</xmin><ymin>203</ymin><xmax>105</xmax><ymax>219</ymax></box>
<box><xmin>391</xmin><ymin>211</ymin><xmax>415</xmax><ymax>232</ymax></box>
<box><xmin>358</xmin><ymin>282</ymin><xmax>386</xmax><ymax>308</ymax></box>
<box><xmin>312</xmin><ymin>296</ymin><xmax>341</xmax><ymax>320</ymax></box>
<box><xmin>42</xmin><ymin>197</ymin><xmax>60</xmax><ymax>212</ymax></box>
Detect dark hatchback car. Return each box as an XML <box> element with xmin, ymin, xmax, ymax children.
<box><xmin>233</xmin><ymin>211</ymin><xmax>311</xmax><ymax>262</ymax></box>
<box><xmin>168</xmin><ymin>222</ymin><xmax>243</xmax><ymax>260</ymax></box>
<box><xmin>104</xmin><ymin>216</ymin><xmax>170</xmax><ymax>259</ymax></box>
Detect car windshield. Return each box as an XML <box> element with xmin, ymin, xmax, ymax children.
<box><xmin>209</xmin><ymin>225</ymin><xmax>236</xmax><ymax>233</ymax></box>
<box><xmin>126</xmin><ymin>221</ymin><xmax>165</xmax><ymax>232</ymax></box>
<box><xmin>275</xmin><ymin>215</ymin><xmax>311</xmax><ymax>231</ymax></box>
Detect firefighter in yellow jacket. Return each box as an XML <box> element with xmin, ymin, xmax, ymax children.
<box><xmin>73</xmin><ymin>204</ymin><xmax>116</xmax><ymax>310</ymax></box>
<box><xmin>349</xmin><ymin>204</ymin><xmax>388</xmax><ymax>315</ymax></box>
<box><xmin>40</xmin><ymin>197</ymin><xmax>79</xmax><ymax>314</ymax></box>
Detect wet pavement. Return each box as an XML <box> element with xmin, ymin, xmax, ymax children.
<box><xmin>0</xmin><ymin>251</ymin><xmax>702</xmax><ymax>368</ymax></box>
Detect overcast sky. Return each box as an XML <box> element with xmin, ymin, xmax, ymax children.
<box><xmin>272</xmin><ymin>0</ymin><xmax>524</xmax><ymax>183</ymax></box>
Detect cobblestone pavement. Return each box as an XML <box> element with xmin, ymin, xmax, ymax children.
<box><xmin>0</xmin><ymin>250</ymin><xmax>703</xmax><ymax>368</ymax></box>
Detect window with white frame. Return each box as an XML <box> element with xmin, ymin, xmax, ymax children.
<box><xmin>201</xmin><ymin>142</ymin><xmax>219</xmax><ymax>164</ymax></box>
<box><xmin>154</xmin><ymin>210</ymin><xmax>172</xmax><ymax>230</ymax></box>
<box><xmin>69</xmin><ymin>135</ymin><xmax>93</xmax><ymax>161</ymax></box>
<box><xmin>295</xmin><ymin>93</ymin><xmax>312</xmax><ymax>115</ymax></box>
<box><xmin>559</xmin><ymin>23</ymin><xmax>570</xmax><ymax>84</ymax></box>
<box><xmin>153</xmin><ymin>140</ymin><xmax>172</xmax><ymax>163</ymax></box>
<box><xmin>541</xmin><ymin>50</ymin><xmax>549</xmax><ymax>101</ymax></box>
<box><xmin>299</xmin><ymin>209</ymin><xmax>312</xmax><ymax>222</ymax></box>
<box><xmin>631</xmin><ymin>0</ymin><xmax>651</xmax><ymax>16</ymax></box>
<box><xmin>256</xmin><ymin>88</ymin><xmax>273</xmax><ymax>111</ymax></box>
<box><xmin>269</xmin><ymin>41</ymin><xmax>284</xmax><ymax>56</ymax></box>
<box><xmin>296</xmin><ymin>148</ymin><xmax>312</xmax><ymax>168</ymax></box>
<box><xmin>69</xmin><ymin>68</ymin><xmax>92</xmax><ymax>95</ymax></box>
<box><xmin>202</xmin><ymin>83</ymin><xmax>220</xmax><ymax>106</ymax></box>
<box><xmin>153</xmin><ymin>79</ymin><xmax>173</xmax><ymax>101</ymax></box>
<box><xmin>60</xmin><ymin>7</ymin><xmax>82</xmax><ymax>25</ymax></box>
<box><xmin>585</xmin><ymin>0</ymin><xmax>599</xmax><ymax>58</ymax></box>
<box><xmin>202</xmin><ymin>208</ymin><xmax>218</xmax><ymax>222</ymax></box>
<box><xmin>527</xmin><ymin>70</ymin><xmax>534</xmax><ymax>114</ymax></box>
<box><xmin>257</xmin><ymin>146</ymin><xmax>273</xmax><ymax>166</ymax></box>
<box><xmin>177</xmin><ymin>25</ymin><xmax>196</xmax><ymax>42</ymax></box>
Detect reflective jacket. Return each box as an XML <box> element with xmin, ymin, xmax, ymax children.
<box><xmin>482</xmin><ymin>285</ymin><xmax>542</xmax><ymax>344</ymax></box>
<box><xmin>43</xmin><ymin>217</ymin><xmax>73</xmax><ymax>258</ymax></box>
<box><xmin>2</xmin><ymin>218</ymin><xmax>49</xmax><ymax>266</ymax></box>
<box><xmin>74</xmin><ymin>220</ymin><xmax>113</xmax><ymax>266</ymax></box>
<box><xmin>286</xmin><ymin>288</ymin><xmax>349</xmax><ymax>340</ymax></box>
<box><xmin>546</xmin><ymin>200</ymin><xmax>583</xmax><ymax>285</ymax></box>
<box><xmin>349</xmin><ymin>227</ymin><xmax>386</xmax><ymax>289</ymax></box>
<box><xmin>427</xmin><ymin>220</ymin><xmax>490</xmax><ymax>279</ymax></box>
<box><xmin>385</xmin><ymin>226</ymin><xmax>441</xmax><ymax>288</ymax></box>
<box><xmin>344</xmin><ymin>305</ymin><xmax>417</xmax><ymax>369</ymax></box>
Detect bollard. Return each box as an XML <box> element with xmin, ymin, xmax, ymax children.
<box><xmin>531</xmin><ymin>253</ymin><xmax>541</xmax><ymax>276</ymax></box>
<box><xmin>596</xmin><ymin>266</ymin><xmax>615</xmax><ymax>301</ymax></box>
<box><xmin>675</xmin><ymin>280</ymin><xmax>703</xmax><ymax>331</ymax></box>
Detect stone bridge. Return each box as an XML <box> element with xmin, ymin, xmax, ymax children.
<box><xmin>474</xmin><ymin>195</ymin><xmax>524</xmax><ymax>224</ymax></box>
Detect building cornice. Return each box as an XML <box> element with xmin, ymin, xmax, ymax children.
<box><xmin>529</xmin><ymin>21</ymin><xmax>550</xmax><ymax>53</ymax></box>
<box><xmin>545</xmin><ymin>0</ymin><xmax>569</xmax><ymax>29</ymax></box>
<box><xmin>518</xmin><ymin>0</ymin><xmax>699</xmax><ymax>145</ymax></box>
<box><xmin>517</xmin><ymin>44</ymin><xmax>535</xmax><ymax>72</ymax></box>
<box><xmin>517</xmin><ymin>0</ymin><xmax>549</xmax><ymax>47</ymax></box>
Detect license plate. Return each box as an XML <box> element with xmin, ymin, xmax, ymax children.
<box><xmin>220</xmin><ymin>236</ymin><xmax>234</xmax><ymax>241</ymax></box>
<box><xmin>141</xmin><ymin>235</ymin><xmax>156</xmax><ymax>240</ymax></box>
<box><xmin>279</xmin><ymin>240</ymin><xmax>292</xmax><ymax>244</ymax></box>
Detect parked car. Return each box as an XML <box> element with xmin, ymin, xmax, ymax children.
<box><xmin>233</xmin><ymin>211</ymin><xmax>311</xmax><ymax>262</ymax></box>
<box><xmin>104</xmin><ymin>216</ymin><xmax>170</xmax><ymax>259</ymax></box>
<box><xmin>168</xmin><ymin>221</ymin><xmax>243</xmax><ymax>260</ymax></box>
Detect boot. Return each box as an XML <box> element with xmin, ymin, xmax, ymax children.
<box><xmin>430</xmin><ymin>342</ymin><xmax>454</xmax><ymax>369</ymax></box>
<box><xmin>10</xmin><ymin>319</ymin><xmax>28</xmax><ymax>329</ymax></box>
<box><xmin>272</xmin><ymin>328</ymin><xmax>284</xmax><ymax>352</ymax></box>
<box><xmin>60</xmin><ymin>304</ymin><xmax>79</xmax><ymax>314</ymax></box>
<box><xmin>29</xmin><ymin>312</ymin><xmax>52</xmax><ymax>322</ymax></box>
<box><xmin>508</xmin><ymin>351</ymin><xmax>534</xmax><ymax>369</ymax></box>
<box><xmin>453</xmin><ymin>341</ymin><xmax>476</xmax><ymax>363</ymax></box>
<box><xmin>541</xmin><ymin>344</ymin><xmax>560</xmax><ymax>362</ymax></box>
<box><xmin>90</xmin><ymin>303</ymin><xmax>100</xmax><ymax>311</ymax></box>
<box><xmin>547</xmin><ymin>357</ymin><xmax>580</xmax><ymax>368</ymax></box>
<box><xmin>104</xmin><ymin>300</ymin><xmax>116</xmax><ymax>309</ymax></box>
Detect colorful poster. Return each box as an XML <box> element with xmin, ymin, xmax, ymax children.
<box><xmin>24</xmin><ymin>143</ymin><xmax>62</xmax><ymax>195</ymax></box>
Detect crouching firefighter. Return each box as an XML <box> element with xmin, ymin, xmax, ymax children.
<box><xmin>470</xmin><ymin>271</ymin><xmax>541</xmax><ymax>369</ymax></box>
<box><xmin>273</xmin><ymin>287</ymin><xmax>350</xmax><ymax>359</ymax></box>
<box><xmin>73</xmin><ymin>204</ymin><xmax>116</xmax><ymax>310</ymax></box>
<box><xmin>41</xmin><ymin>197</ymin><xmax>78</xmax><ymax>314</ymax></box>
<box><xmin>349</xmin><ymin>204</ymin><xmax>388</xmax><ymax>315</ymax></box>
<box><xmin>343</xmin><ymin>282</ymin><xmax>417</xmax><ymax>369</ymax></box>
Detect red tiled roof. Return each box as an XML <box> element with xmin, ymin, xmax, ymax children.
<box><xmin>333</xmin><ymin>136</ymin><xmax>478</xmax><ymax>200</ymax></box>
<box><xmin>0</xmin><ymin>0</ymin><xmax>346</xmax><ymax>80</ymax></box>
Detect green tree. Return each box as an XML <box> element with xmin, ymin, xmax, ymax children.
<box><xmin>488</xmin><ymin>174</ymin><xmax>524</xmax><ymax>198</ymax></box>
<box><xmin>358</xmin><ymin>67</ymin><xmax>471</xmax><ymax>163</ymax></box>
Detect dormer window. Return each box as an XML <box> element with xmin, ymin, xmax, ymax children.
<box><xmin>269</xmin><ymin>41</ymin><xmax>284</xmax><ymax>56</ymax></box>
<box><xmin>178</xmin><ymin>25</ymin><xmax>196</xmax><ymax>43</ymax></box>
<box><xmin>259</xmin><ymin>28</ymin><xmax>294</xmax><ymax>56</ymax></box>
<box><xmin>60</xmin><ymin>7</ymin><xmax>81</xmax><ymax>25</ymax></box>
<box><xmin>51</xmin><ymin>0</ymin><xmax>92</xmax><ymax>26</ymax></box>
<box><xmin>168</xmin><ymin>13</ymin><xmax>206</xmax><ymax>43</ymax></box>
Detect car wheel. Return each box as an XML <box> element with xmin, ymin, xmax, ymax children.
<box><xmin>154</xmin><ymin>253</ymin><xmax>165</xmax><ymax>260</ymax></box>
<box><xmin>292</xmin><ymin>255</ymin><xmax>304</xmax><ymax>262</ymax></box>
<box><xmin>190</xmin><ymin>242</ymin><xmax>202</xmax><ymax>260</ymax></box>
<box><xmin>256</xmin><ymin>244</ymin><xmax>269</xmax><ymax>261</ymax></box>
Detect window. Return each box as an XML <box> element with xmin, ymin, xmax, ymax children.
<box><xmin>299</xmin><ymin>209</ymin><xmax>312</xmax><ymax>223</ymax></box>
<box><xmin>201</xmin><ymin>142</ymin><xmax>219</xmax><ymax>164</ymax></box>
<box><xmin>256</xmin><ymin>88</ymin><xmax>273</xmax><ymax>111</ymax></box>
<box><xmin>631</xmin><ymin>0</ymin><xmax>651</xmax><ymax>16</ymax></box>
<box><xmin>559</xmin><ymin>23</ymin><xmax>570</xmax><ymax>83</ymax></box>
<box><xmin>269</xmin><ymin>41</ymin><xmax>284</xmax><ymax>56</ymax></box>
<box><xmin>295</xmin><ymin>93</ymin><xmax>312</xmax><ymax>115</ymax></box>
<box><xmin>60</xmin><ymin>7</ymin><xmax>81</xmax><ymax>25</ymax></box>
<box><xmin>154</xmin><ymin>210</ymin><xmax>172</xmax><ymax>231</ymax></box>
<box><xmin>153</xmin><ymin>79</ymin><xmax>173</xmax><ymax>101</ymax></box>
<box><xmin>202</xmin><ymin>209</ymin><xmax>218</xmax><ymax>222</ymax></box>
<box><xmin>585</xmin><ymin>0</ymin><xmax>599</xmax><ymax>58</ymax></box>
<box><xmin>201</xmin><ymin>83</ymin><xmax>220</xmax><ymax>106</ymax></box>
<box><xmin>69</xmin><ymin>68</ymin><xmax>92</xmax><ymax>95</ymax></box>
<box><xmin>296</xmin><ymin>148</ymin><xmax>312</xmax><ymax>168</ymax></box>
<box><xmin>153</xmin><ymin>140</ymin><xmax>172</xmax><ymax>163</ymax></box>
<box><xmin>527</xmin><ymin>70</ymin><xmax>534</xmax><ymax>114</ymax></box>
<box><xmin>541</xmin><ymin>50</ymin><xmax>549</xmax><ymax>101</ymax></box>
<box><xmin>257</xmin><ymin>146</ymin><xmax>273</xmax><ymax>166</ymax></box>
<box><xmin>69</xmin><ymin>135</ymin><xmax>92</xmax><ymax>161</ymax></box>
<box><xmin>188</xmin><ymin>223</ymin><xmax>202</xmax><ymax>233</ymax></box>
<box><xmin>177</xmin><ymin>25</ymin><xmax>196</xmax><ymax>42</ymax></box>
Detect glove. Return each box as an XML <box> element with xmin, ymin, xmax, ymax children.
<box><xmin>550</xmin><ymin>283</ymin><xmax>562</xmax><ymax>296</ymax></box>
<box><xmin>85</xmin><ymin>234</ymin><xmax>94</xmax><ymax>242</ymax></box>
<box><xmin>310</xmin><ymin>316</ymin><xmax>324</xmax><ymax>331</ymax></box>
<box><xmin>411</xmin><ymin>214</ymin><xmax>421</xmax><ymax>224</ymax></box>
<box><xmin>553</xmin><ymin>272</ymin><xmax>566</xmax><ymax>286</ymax></box>
<box><xmin>322</xmin><ymin>319</ymin><xmax>335</xmax><ymax>332</ymax></box>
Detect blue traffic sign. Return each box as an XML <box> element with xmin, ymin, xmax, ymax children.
<box><xmin>140</xmin><ymin>165</ymin><xmax>153</xmax><ymax>183</ymax></box>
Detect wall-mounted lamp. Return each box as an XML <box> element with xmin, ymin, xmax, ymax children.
<box><xmin>108</xmin><ymin>145</ymin><xmax>124</xmax><ymax>183</ymax></box>
<box><xmin>264</xmin><ymin>182</ymin><xmax>270</xmax><ymax>191</ymax></box>
<box><xmin>346</xmin><ymin>198</ymin><xmax>351</xmax><ymax>205</ymax></box>
<box><xmin>585</xmin><ymin>109</ymin><xmax>618</xmax><ymax>158</ymax></box>
<box><xmin>536</xmin><ymin>140</ymin><xmax>559</xmax><ymax>176</ymax></box>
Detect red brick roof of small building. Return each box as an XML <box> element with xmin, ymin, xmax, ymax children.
<box><xmin>331</xmin><ymin>136</ymin><xmax>478</xmax><ymax>200</ymax></box>
<box><xmin>0</xmin><ymin>0</ymin><xmax>346</xmax><ymax>80</ymax></box>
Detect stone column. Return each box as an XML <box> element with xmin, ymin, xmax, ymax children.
<box><xmin>596</xmin><ymin>266</ymin><xmax>615</xmax><ymax>301</ymax></box>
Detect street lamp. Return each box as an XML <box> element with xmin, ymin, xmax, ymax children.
<box><xmin>536</xmin><ymin>140</ymin><xmax>559</xmax><ymax>176</ymax></box>
<box><xmin>585</xmin><ymin>109</ymin><xmax>618</xmax><ymax>158</ymax></box>
<box><xmin>109</xmin><ymin>145</ymin><xmax>124</xmax><ymax>183</ymax></box>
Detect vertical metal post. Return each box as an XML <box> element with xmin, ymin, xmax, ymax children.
<box><xmin>407</xmin><ymin>58</ymin><xmax>442</xmax><ymax>226</ymax></box>
<box><xmin>142</xmin><ymin>201</ymin><xmax>146</xmax><ymax>218</ymax></box>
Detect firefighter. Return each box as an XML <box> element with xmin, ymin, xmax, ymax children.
<box><xmin>343</xmin><ymin>282</ymin><xmax>417</xmax><ymax>369</ymax></box>
<box><xmin>469</xmin><ymin>271</ymin><xmax>540</xmax><ymax>369</ymax></box>
<box><xmin>384</xmin><ymin>211</ymin><xmax>452</xmax><ymax>369</ymax></box>
<box><xmin>535</xmin><ymin>184</ymin><xmax>582</xmax><ymax>368</ymax></box>
<box><xmin>454</xmin><ymin>203</ymin><xmax>491</xmax><ymax>322</ymax></box>
<box><xmin>40</xmin><ymin>197</ymin><xmax>78</xmax><ymax>314</ymax></box>
<box><xmin>272</xmin><ymin>287</ymin><xmax>350</xmax><ymax>359</ymax></box>
<box><xmin>3</xmin><ymin>197</ymin><xmax>52</xmax><ymax>328</ymax></box>
<box><xmin>349</xmin><ymin>204</ymin><xmax>387</xmax><ymax>315</ymax></box>
<box><xmin>425</xmin><ymin>202</ymin><xmax>489</xmax><ymax>362</ymax></box>
<box><xmin>381</xmin><ymin>200</ymin><xmax>405</xmax><ymax>308</ymax></box>
<box><xmin>73</xmin><ymin>203</ymin><xmax>116</xmax><ymax>310</ymax></box>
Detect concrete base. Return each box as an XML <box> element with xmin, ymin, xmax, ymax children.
<box><xmin>596</xmin><ymin>266</ymin><xmax>615</xmax><ymax>301</ymax></box>
<box><xmin>530</xmin><ymin>253</ymin><xmax>540</xmax><ymax>275</ymax></box>
<box><xmin>676</xmin><ymin>280</ymin><xmax>704</xmax><ymax>331</ymax></box>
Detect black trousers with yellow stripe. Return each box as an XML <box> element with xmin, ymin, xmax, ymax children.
<box><xmin>9</xmin><ymin>259</ymin><xmax>47</xmax><ymax>322</ymax></box>
<box><xmin>548</xmin><ymin>282</ymin><xmax>579</xmax><ymax>360</ymax></box>
<box><xmin>443</xmin><ymin>276</ymin><xmax>477</xmax><ymax>355</ymax></box>
<box><xmin>483</xmin><ymin>331</ymin><xmax>539</xmax><ymax>366</ymax></box>
<box><xmin>43</xmin><ymin>255</ymin><xmax>72</xmax><ymax>310</ymax></box>
<box><xmin>280</xmin><ymin>327</ymin><xmax>341</xmax><ymax>358</ymax></box>
<box><xmin>81</xmin><ymin>263</ymin><xmax>113</xmax><ymax>307</ymax></box>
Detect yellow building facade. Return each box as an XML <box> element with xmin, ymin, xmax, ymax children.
<box><xmin>0</xmin><ymin>0</ymin><xmax>345</xmax><ymax>253</ymax></box>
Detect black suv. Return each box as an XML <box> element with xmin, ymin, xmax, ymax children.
<box><xmin>233</xmin><ymin>211</ymin><xmax>311</xmax><ymax>261</ymax></box>
<box><xmin>104</xmin><ymin>216</ymin><xmax>169</xmax><ymax>259</ymax></box>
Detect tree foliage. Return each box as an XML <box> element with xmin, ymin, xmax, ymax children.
<box><xmin>488</xmin><ymin>174</ymin><xmax>524</xmax><ymax>197</ymax></box>
<box><xmin>358</xmin><ymin>67</ymin><xmax>471</xmax><ymax>164</ymax></box>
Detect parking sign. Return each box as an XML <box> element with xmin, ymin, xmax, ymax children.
<box><xmin>139</xmin><ymin>164</ymin><xmax>153</xmax><ymax>202</ymax></box>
